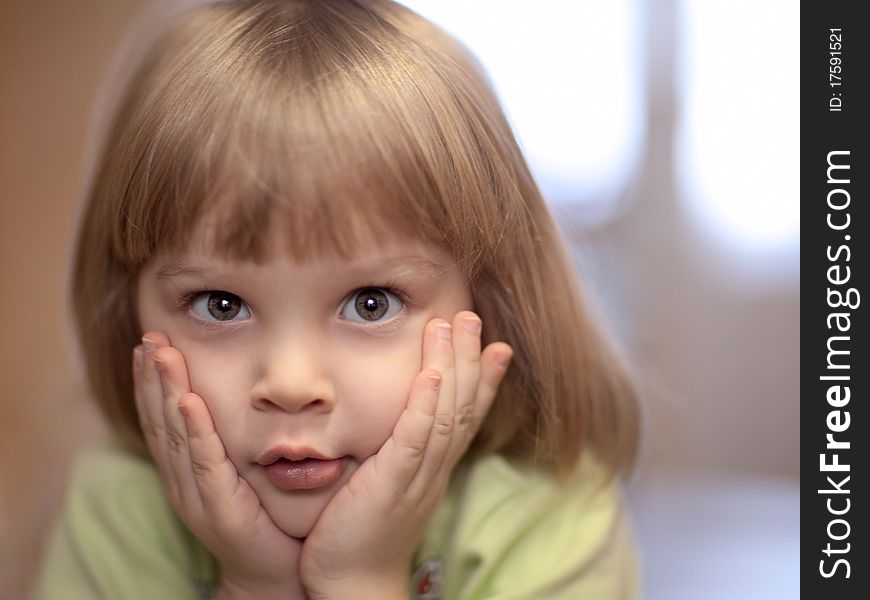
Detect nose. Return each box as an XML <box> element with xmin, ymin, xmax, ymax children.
<box><xmin>249</xmin><ymin>331</ymin><xmax>335</xmax><ymax>415</ymax></box>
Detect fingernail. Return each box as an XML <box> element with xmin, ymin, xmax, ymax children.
<box><xmin>462</xmin><ymin>316</ymin><xmax>482</xmax><ymax>334</ymax></box>
<box><xmin>436</xmin><ymin>322</ymin><xmax>452</xmax><ymax>341</ymax></box>
<box><xmin>153</xmin><ymin>355</ymin><xmax>165</xmax><ymax>371</ymax></box>
<box><xmin>142</xmin><ymin>336</ymin><xmax>156</xmax><ymax>354</ymax></box>
<box><xmin>496</xmin><ymin>352</ymin><xmax>512</xmax><ymax>368</ymax></box>
<box><xmin>428</xmin><ymin>375</ymin><xmax>442</xmax><ymax>390</ymax></box>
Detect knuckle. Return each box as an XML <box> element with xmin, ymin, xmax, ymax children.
<box><xmin>433</xmin><ymin>412</ymin><xmax>454</xmax><ymax>437</ymax></box>
<box><xmin>403</xmin><ymin>439</ymin><xmax>427</xmax><ymax>458</ymax></box>
<box><xmin>454</xmin><ymin>404</ymin><xmax>475</xmax><ymax>428</ymax></box>
<box><xmin>142</xmin><ymin>419</ymin><xmax>163</xmax><ymax>440</ymax></box>
<box><xmin>190</xmin><ymin>457</ymin><xmax>216</xmax><ymax>479</ymax></box>
<box><xmin>463</xmin><ymin>351</ymin><xmax>481</xmax><ymax>364</ymax></box>
<box><xmin>166</xmin><ymin>428</ymin><xmax>186</xmax><ymax>453</ymax></box>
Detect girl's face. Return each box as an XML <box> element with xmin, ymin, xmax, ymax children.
<box><xmin>136</xmin><ymin>219</ymin><xmax>473</xmax><ymax>538</ymax></box>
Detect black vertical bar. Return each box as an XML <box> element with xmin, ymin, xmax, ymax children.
<box><xmin>802</xmin><ymin>1</ymin><xmax>867</xmax><ymax>596</ymax></box>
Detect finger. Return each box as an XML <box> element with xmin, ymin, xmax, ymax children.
<box><xmin>154</xmin><ymin>345</ymin><xmax>203</xmax><ymax>513</ymax></box>
<box><xmin>179</xmin><ymin>390</ymin><xmax>245</xmax><ymax>521</ymax></box>
<box><xmin>410</xmin><ymin>312</ymin><xmax>479</xmax><ymax>490</ymax></box>
<box><xmin>373</xmin><ymin>368</ymin><xmax>442</xmax><ymax>495</ymax></box>
<box><xmin>445</xmin><ymin>311</ymin><xmax>482</xmax><ymax>461</ymax></box>
<box><xmin>136</xmin><ymin>332</ymin><xmax>178</xmax><ymax>501</ymax></box>
<box><xmin>465</xmin><ymin>342</ymin><xmax>513</xmax><ymax>453</ymax></box>
<box><xmin>419</xmin><ymin>319</ymin><xmax>456</xmax><ymax>462</ymax></box>
<box><xmin>132</xmin><ymin>344</ymin><xmax>162</xmax><ymax>468</ymax></box>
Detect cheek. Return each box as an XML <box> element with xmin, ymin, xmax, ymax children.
<box><xmin>178</xmin><ymin>343</ymin><xmax>248</xmax><ymax>434</ymax></box>
<box><xmin>335</xmin><ymin>340</ymin><xmax>421</xmax><ymax>455</ymax></box>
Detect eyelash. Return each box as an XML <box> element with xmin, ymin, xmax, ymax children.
<box><xmin>175</xmin><ymin>290</ymin><xmax>245</xmax><ymax>331</ymax></box>
<box><xmin>175</xmin><ymin>283</ymin><xmax>414</xmax><ymax>331</ymax></box>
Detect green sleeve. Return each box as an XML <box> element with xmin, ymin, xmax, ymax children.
<box><xmin>416</xmin><ymin>456</ymin><xmax>639</xmax><ymax>600</ymax></box>
<box><xmin>31</xmin><ymin>443</ymin><xmax>218</xmax><ymax>600</ymax></box>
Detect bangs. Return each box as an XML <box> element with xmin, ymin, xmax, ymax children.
<box><xmin>111</xmin><ymin>0</ymin><xmax>515</xmax><ymax>277</ymax></box>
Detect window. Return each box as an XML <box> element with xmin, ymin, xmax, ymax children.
<box><xmin>399</xmin><ymin>1</ymin><xmax>644</xmax><ymax>220</ymax></box>
<box><xmin>675</xmin><ymin>0</ymin><xmax>799</xmax><ymax>259</ymax></box>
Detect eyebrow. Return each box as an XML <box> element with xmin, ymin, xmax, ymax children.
<box><xmin>377</xmin><ymin>254</ymin><xmax>451</xmax><ymax>279</ymax></box>
<box><xmin>155</xmin><ymin>254</ymin><xmax>451</xmax><ymax>282</ymax></box>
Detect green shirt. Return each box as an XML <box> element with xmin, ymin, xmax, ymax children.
<box><xmin>33</xmin><ymin>443</ymin><xmax>638</xmax><ymax>599</ymax></box>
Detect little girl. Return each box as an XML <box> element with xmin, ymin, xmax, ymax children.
<box><xmin>35</xmin><ymin>0</ymin><xmax>640</xmax><ymax>598</ymax></box>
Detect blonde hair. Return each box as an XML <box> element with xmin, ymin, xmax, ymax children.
<box><xmin>72</xmin><ymin>0</ymin><xmax>638</xmax><ymax>478</ymax></box>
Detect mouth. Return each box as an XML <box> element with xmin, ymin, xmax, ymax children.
<box><xmin>257</xmin><ymin>446</ymin><xmax>347</xmax><ymax>491</ymax></box>
<box><xmin>257</xmin><ymin>445</ymin><xmax>335</xmax><ymax>465</ymax></box>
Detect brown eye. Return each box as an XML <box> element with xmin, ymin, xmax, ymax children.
<box><xmin>189</xmin><ymin>291</ymin><xmax>251</xmax><ymax>323</ymax></box>
<box><xmin>355</xmin><ymin>289</ymin><xmax>389</xmax><ymax>321</ymax></box>
<box><xmin>207</xmin><ymin>292</ymin><xmax>243</xmax><ymax>320</ymax></box>
<box><xmin>341</xmin><ymin>287</ymin><xmax>404</xmax><ymax>324</ymax></box>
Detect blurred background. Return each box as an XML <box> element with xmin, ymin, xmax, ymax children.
<box><xmin>0</xmin><ymin>0</ymin><xmax>799</xmax><ymax>598</ymax></box>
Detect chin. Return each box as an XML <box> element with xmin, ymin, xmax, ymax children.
<box><xmin>277</xmin><ymin>516</ymin><xmax>317</xmax><ymax>539</ymax></box>
<box><xmin>266</xmin><ymin>492</ymin><xmax>331</xmax><ymax>539</ymax></box>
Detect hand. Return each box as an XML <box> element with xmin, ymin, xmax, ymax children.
<box><xmin>133</xmin><ymin>332</ymin><xmax>306</xmax><ymax>600</ymax></box>
<box><xmin>299</xmin><ymin>312</ymin><xmax>513</xmax><ymax>599</ymax></box>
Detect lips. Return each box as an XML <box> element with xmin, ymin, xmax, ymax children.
<box><xmin>257</xmin><ymin>445</ymin><xmax>333</xmax><ymax>465</ymax></box>
<box><xmin>257</xmin><ymin>446</ymin><xmax>346</xmax><ymax>491</ymax></box>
